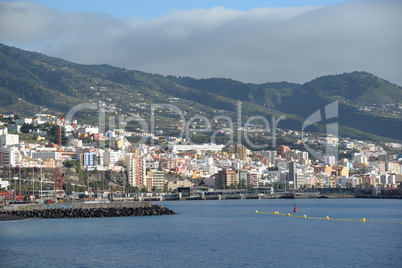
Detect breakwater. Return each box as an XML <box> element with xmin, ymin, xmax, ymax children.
<box><xmin>1</xmin><ymin>204</ymin><xmax>176</xmax><ymax>219</ymax></box>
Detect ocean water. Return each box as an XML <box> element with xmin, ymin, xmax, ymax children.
<box><xmin>1</xmin><ymin>199</ymin><xmax>401</xmax><ymax>268</ymax></box>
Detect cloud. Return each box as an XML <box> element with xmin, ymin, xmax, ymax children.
<box><xmin>0</xmin><ymin>1</ymin><xmax>401</xmax><ymax>85</ymax></box>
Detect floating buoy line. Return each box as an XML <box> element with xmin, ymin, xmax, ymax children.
<box><xmin>254</xmin><ymin>210</ymin><xmax>402</xmax><ymax>224</ymax></box>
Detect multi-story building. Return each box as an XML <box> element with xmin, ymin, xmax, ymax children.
<box><xmin>215</xmin><ymin>168</ymin><xmax>238</xmax><ymax>188</ymax></box>
<box><xmin>248</xmin><ymin>170</ymin><xmax>260</xmax><ymax>187</ymax></box>
<box><xmin>255</xmin><ymin>150</ymin><xmax>277</xmax><ymax>166</ymax></box>
<box><xmin>288</xmin><ymin>162</ymin><xmax>297</xmax><ymax>182</ymax></box>
<box><xmin>353</xmin><ymin>154</ymin><xmax>368</xmax><ymax>164</ymax></box>
<box><xmin>238</xmin><ymin>169</ymin><xmax>249</xmax><ymax>188</ymax></box>
<box><xmin>103</xmin><ymin>150</ymin><xmax>123</xmax><ymax>166</ymax></box>
<box><xmin>358</xmin><ymin>175</ymin><xmax>377</xmax><ymax>187</ymax></box>
<box><xmin>81</xmin><ymin>152</ymin><xmax>98</xmax><ymax>168</ymax></box>
<box><xmin>125</xmin><ymin>156</ymin><xmax>146</xmax><ymax>188</ymax></box>
<box><xmin>0</xmin><ymin>147</ymin><xmax>21</xmax><ymax>166</ymax></box>
<box><xmin>0</xmin><ymin>128</ymin><xmax>19</xmax><ymax>147</ymax></box>
<box><xmin>323</xmin><ymin>155</ymin><xmax>336</xmax><ymax>165</ymax></box>
<box><xmin>160</xmin><ymin>157</ymin><xmax>178</xmax><ymax>170</ymax></box>
<box><xmin>313</xmin><ymin>165</ymin><xmax>333</xmax><ymax>175</ymax></box>
<box><xmin>146</xmin><ymin>157</ymin><xmax>159</xmax><ymax>169</ymax></box>
<box><xmin>296</xmin><ymin>151</ymin><xmax>309</xmax><ymax>162</ymax></box>
<box><xmin>147</xmin><ymin>170</ymin><xmax>165</xmax><ymax>192</ymax></box>
<box><xmin>331</xmin><ymin>165</ymin><xmax>349</xmax><ymax>177</ymax></box>
<box><xmin>289</xmin><ymin>162</ymin><xmax>304</xmax><ymax>189</ymax></box>
<box><xmin>15</xmin><ymin>118</ymin><xmax>33</xmax><ymax>126</ymax></box>
<box><xmin>166</xmin><ymin>179</ymin><xmax>194</xmax><ymax>192</ymax></box>
<box><xmin>276</xmin><ymin>145</ymin><xmax>290</xmax><ymax>159</ymax></box>
<box><xmin>32</xmin><ymin>151</ymin><xmax>62</xmax><ymax>161</ymax></box>
<box><xmin>227</xmin><ymin>144</ymin><xmax>247</xmax><ymax>161</ymax></box>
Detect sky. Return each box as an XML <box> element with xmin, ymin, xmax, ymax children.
<box><xmin>0</xmin><ymin>0</ymin><xmax>401</xmax><ymax>85</ymax></box>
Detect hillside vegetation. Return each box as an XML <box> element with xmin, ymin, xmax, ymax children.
<box><xmin>0</xmin><ymin>43</ymin><xmax>401</xmax><ymax>141</ymax></box>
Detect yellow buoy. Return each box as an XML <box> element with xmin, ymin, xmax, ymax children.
<box><xmin>255</xmin><ymin>210</ymin><xmax>259</xmax><ymax>213</ymax></box>
<box><xmin>325</xmin><ymin>216</ymin><xmax>330</xmax><ymax>220</ymax></box>
<box><xmin>287</xmin><ymin>213</ymin><xmax>291</xmax><ymax>216</ymax></box>
<box><xmin>303</xmin><ymin>215</ymin><xmax>307</xmax><ymax>218</ymax></box>
<box><xmin>361</xmin><ymin>218</ymin><xmax>366</xmax><ymax>222</ymax></box>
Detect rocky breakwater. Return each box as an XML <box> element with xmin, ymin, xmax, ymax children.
<box><xmin>1</xmin><ymin>205</ymin><xmax>176</xmax><ymax>219</ymax></box>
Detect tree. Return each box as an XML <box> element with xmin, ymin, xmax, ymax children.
<box><xmin>64</xmin><ymin>160</ymin><xmax>78</xmax><ymax>168</ymax></box>
<box><xmin>238</xmin><ymin>179</ymin><xmax>247</xmax><ymax>189</ymax></box>
<box><xmin>20</xmin><ymin>123</ymin><xmax>33</xmax><ymax>134</ymax></box>
<box><xmin>47</xmin><ymin>125</ymin><xmax>67</xmax><ymax>145</ymax></box>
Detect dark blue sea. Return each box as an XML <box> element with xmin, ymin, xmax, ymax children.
<box><xmin>1</xmin><ymin>199</ymin><xmax>402</xmax><ymax>267</ymax></box>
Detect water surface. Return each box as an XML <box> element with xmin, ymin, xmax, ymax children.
<box><xmin>1</xmin><ymin>199</ymin><xmax>401</xmax><ymax>267</ymax></box>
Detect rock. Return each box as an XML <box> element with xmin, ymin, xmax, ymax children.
<box><xmin>6</xmin><ymin>205</ymin><xmax>176</xmax><ymax>219</ymax></box>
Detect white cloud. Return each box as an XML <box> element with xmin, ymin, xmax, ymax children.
<box><xmin>0</xmin><ymin>1</ymin><xmax>401</xmax><ymax>85</ymax></box>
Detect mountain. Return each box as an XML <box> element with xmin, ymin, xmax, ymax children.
<box><xmin>301</xmin><ymin>71</ymin><xmax>402</xmax><ymax>104</ymax></box>
<box><xmin>274</xmin><ymin>72</ymin><xmax>402</xmax><ymax>140</ymax></box>
<box><xmin>0</xmin><ymin>43</ymin><xmax>401</xmax><ymax>142</ymax></box>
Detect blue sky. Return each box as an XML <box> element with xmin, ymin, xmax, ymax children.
<box><xmin>3</xmin><ymin>0</ymin><xmax>351</xmax><ymax>19</ymax></box>
<box><xmin>0</xmin><ymin>0</ymin><xmax>401</xmax><ymax>85</ymax></box>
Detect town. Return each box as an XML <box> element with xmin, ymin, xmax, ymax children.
<box><xmin>0</xmin><ymin>111</ymin><xmax>401</xmax><ymax>204</ymax></box>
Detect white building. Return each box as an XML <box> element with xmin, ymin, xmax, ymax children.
<box><xmin>232</xmin><ymin>159</ymin><xmax>243</xmax><ymax>170</ymax></box>
<box><xmin>0</xmin><ymin>147</ymin><xmax>21</xmax><ymax>166</ymax></box>
<box><xmin>0</xmin><ymin>128</ymin><xmax>19</xmax><ymax>146</ymax></box>
<box><xmin>0</xmin><ymin>178</ymin><xmax>10</xmax><ymax>190</ymax></box>
<box><xmin>197</xmin><ymin>157</ymin><xmax>214</xmax><ymax>166</ymax></box>
<box><xmin>217</xmin><ymin>158</ymin><xmax>232</xmax><ymax>168</ymax></box>
<box><xmin>32</xmin><ymin>151</ymin><xmax>62</xmax><ymax>161</ymax></box>
<box><xmin>85</xmin><ymin>126</ymin><xmax>99</xmax><ymax>134</ymax></box>
<box><xmin>15</xmin><ymin>118</ymin><xmax>33</xmax><ymax>126</ymax></box>
<box><xmin>323</xmin><ymin>155</ymin><xmax>336</xmax><ymax>165</ymax></box>
<box><xmin>353</xmin><ymin>154</ymin><xmax>368</xmax><ymax>164</ymax></box>
<box><xmin>199</xmin><ymin>165</ymin><xmax>218</xmax><ymax>177</ymax></box>
<box><xmin>254</xmin><ymin>150</ymin><xmax>277</xmax><ymax>166</ymax></box>
<box><xmin>103</xmin><ymin>150</ymin><xmax>124</xmax><ymax>166</ymax></box>
<box><xmin>380</xmin><ymin>174</ymin><xmax>396</xmax><ymax>185</ymax></box>
<box><xmin>335</xmin><ymin>176</ymin><xmax>351</xmax><ymax>187</ymax></box>
<box><xmin>146</xmin><ymin>157</ymin><xmax>159</xmax><ymax>169</ymax></box>
<box><xmin>171</xmin><ymin>143</ymin><xmax>225</xmax><ymax>153</ymax></box>
<box><xmin>296</xmin><ymin>151</ymin><xmax>309</xmax><ymax>161</ymax></box>
<box><xmin>67</xmin><ymin>139</ymin><xmax>83</xmax><ymax>148</ymax></box>
<box><xmin>33</xmin><ymin>118</ymin><xmax>48</xmax><ymax>126</ymax></box>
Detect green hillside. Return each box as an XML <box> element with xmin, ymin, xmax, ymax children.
<box><xmin>300</xmin><ymin>71</ymin><xmax>402</xmax><ymax>104</ymax></box>
<box><xmin>0</xmin><ymin>43</ymin><xmax>400</xmax><ymax>142</ymax></box>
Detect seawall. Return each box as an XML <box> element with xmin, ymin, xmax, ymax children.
<box><xmin>1</xmin><ymin>204</ymin><xmax>176</xmax><ymax>219</ymax></box>
<box><xmin>1</xmin><ymin>201</ymin><xmax>150</xmax><ymax>211</ymax></box>
<box><xmin>0</xmin><ymin>201</ymin><xmax>176</xmax><ymax>220</ymax></box>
